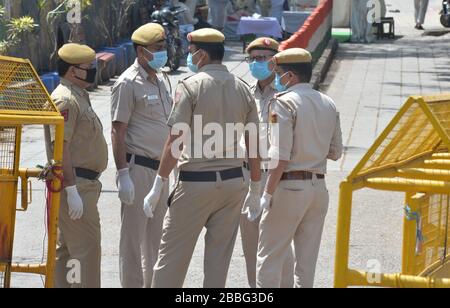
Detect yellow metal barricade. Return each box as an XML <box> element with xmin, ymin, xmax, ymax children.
<box><xmin>335</xmin><ymin>94</ymin><xmax>450</xmax><ymax>288</ymax></box>
<box><xmin>0</xmin><ymin>55</ymin><xmax>64</xmax><ymax>288</ymax></box>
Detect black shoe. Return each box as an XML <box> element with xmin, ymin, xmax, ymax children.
<box><xmin>417</xmin><ymin>24</ymin><xmax>425</xmax><ymax>30</ymax></box>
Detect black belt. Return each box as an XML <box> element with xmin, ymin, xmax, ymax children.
<box><xmin>281</xmin><ymin>171</ymin><xmax>325</xmax><ymax>181</ymax></box>
<box><xmin>243</xmin><ymin>162</ymin><xmax>269</xmax><ymax>173</ymax></box>
<box><xmin>179</xmin><ymin>167</ymin><xmax>244</xmax><ymax>182</ymax></box>
<box><xmin>75</xmin><ymin>168</ymin><xmax>100</xmax><ymax>180</ymax></box>
<box><xmin>127</xmin><ymin>153</ymin><xmax>160</xmax><ymax>171</ymax></box>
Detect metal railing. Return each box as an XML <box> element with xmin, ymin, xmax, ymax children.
<box><xmin>0</xmin><ymin>55</ymin><xmax>64</xmax><ymax>288</ymax></box>
<box><xmin>335</xmin><ymin>94</ymin><xmax>450</xmax><ymax>288</ymax></box>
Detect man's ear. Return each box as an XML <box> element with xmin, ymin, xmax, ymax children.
<box><xmin>136</xmin><ymin>45</ymin><xmax>143</xmax><ymax>57</ymax></box>
<box><xmin>200</xmin><ymin>49</ymin><xmax>208</xmax><ymax>61</ymax></box>
<box><xmin>287</xmin><ymin>71</ymin><xmax>295</xmax><ymax>79</ymax></box>
<box><xmin>67</xmin><ymin>65</ymin><xmax>76</xmax><ymax>77</ymax></box>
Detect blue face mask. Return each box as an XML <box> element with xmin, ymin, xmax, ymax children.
<box><xmin>187</xmin><ymin>50</ymin><xmax>201</xmax><ymax>73</ymax></box>
<box><xmin>249</xmin><ymin>61</ymin><xmax>272</xmax><ymax>81</ymax></box>
<box><xmin>275</xmin><ymin>72</ymin><xmax>290</xmax><ymax>92</ymax></box>
<box><xmin>146</xmin><ymin>49</ymin><xmax>168</xmax><ymax>70</ymax></box>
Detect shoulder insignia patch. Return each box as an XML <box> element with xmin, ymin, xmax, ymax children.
<box><xmin>270</xmin><ymin>111</ymin><xmax>278</xmax><ymax>124</ymax></box>
<box><xmin>60</xmin><ymin>110</ymin><xmax>69</xmax><ymax>122</ymax></box>
<box><xmin>174</xmin><ymin>90</ymin><xmax>182</xmax><ymax>105</ymax></box>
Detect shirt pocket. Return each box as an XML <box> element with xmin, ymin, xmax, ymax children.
<box><xmin>81</xmin><ymin>107</ymin><xmax>99</xmax><ymax>132</ymax></box>
<box><xmin>136</xmin><ymin>94</ymin><xmax>165</xmax><ymax>117</ymax></box>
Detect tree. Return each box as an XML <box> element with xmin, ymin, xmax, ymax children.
<box><xmin>0</xmin><ymin>15</ymin><xmax>38</xmax><ymax>56</ymax></box>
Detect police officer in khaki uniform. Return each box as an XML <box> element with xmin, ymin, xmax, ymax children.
<box><xmin>241</xmin><ymin>37</ymin><xmax>295</xmax><ymax>288</ymax></box>
<box><xmin>256</xmin><ymin>48</ymin><xmax>343</xmax><ymax>288</ymax></box>
<box><xmin>143</xmin><ymin>28</ymin><xmax>262</xmax><ymax>288</ymax></box>
<box><xmin>45</xmin><ymin>43</ymin><xmax>108</xmax><ymax>288</ymax></box>
<box><xmin>111</xmin><ymin>23</ymin><xmax>172</xmax><ymax>288</ymax></box>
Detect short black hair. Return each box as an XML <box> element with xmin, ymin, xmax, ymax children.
<box><xmin>194</xmin><ymin>43</ymin><xmax>225</xmax><ymax>62</ymax></box>
<box><xmin>134</xmin><ymin>43</ymin><xmax>141</xmax><ymax>53</ymax></box>
<box><xmin>57</xmin><ymin>58</ymin><xmax>72</xmax><ymax>77</ymax></box>
<box><xmin>279</xmin><ymin>63</ymin><xmax>313</xmax><ymax>83</ymax></box>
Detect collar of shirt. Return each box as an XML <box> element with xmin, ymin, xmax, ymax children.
<box><xmin>60</xmin><ymin>77</ymin><xmax>90</xmax><ymax>100</ymax></box>
<box><xmin>133</xmin><ymin>59</ymin><xmax>162</xmax><ymax>86</ymax></box>
<box><xmin>198</xmin><ymin>64</ymin><xmax>229</xmax><ymax>73</ymax></box>
<box><xmin>288</xmin><ymin>83</ymin><xmax>313</xmax><ymax>92</ymax></box>
<box><xmin>253</xmin><ymin>80</ymin><xmax>276</xmax><ymax>98</ymax></box>
<box><xmin>133</xmin><ymin>59</ymin><xmax>150</xmax><ymax>80</ymax></box>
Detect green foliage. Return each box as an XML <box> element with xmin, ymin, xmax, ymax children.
<box><xmin>7</xmin><ymin>16</ymin><xmax>39</xmax><ymax>41</ymax></box>
<box><xmin>0</xmin><ymin>16</ymin><xmax>38</xmax><ymax>55</ymax></box>
<box><xmin>50</xmin><ymin>0</ymin><xmax>93</xmax><ymax>16</ymax></box>
<box><xmin>0</xmin><ymin>41</ymin><xmax>8</xmax><ymax>55</ymax></box>
<box><xmin>37</xmin><ymin>0</ymin><xmax>48</xmax><ymax>10</ymax></box>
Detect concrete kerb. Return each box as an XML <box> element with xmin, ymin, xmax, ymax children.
<box><xmin>312</xmin><ymin>38</ymin><xmax>339</xmax><ymax>90</ymax></box>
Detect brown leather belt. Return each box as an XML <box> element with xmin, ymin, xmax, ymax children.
<box><xmin>281</xmin><ymin>171</ymin><xmax>325</xmax><ymax>181</ymax></box>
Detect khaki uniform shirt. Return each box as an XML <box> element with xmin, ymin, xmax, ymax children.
<box><xmin>168</xmin><ymin>64</ymin><xmax>260</xmax><ymax>172</ymax></box>
<box><xmin>250</xmin><ymin>81</ymin><xmax>277</xmax><ymax>162</ymax></box>
<box><xmin>269</xmin><ymin>83</ymin><xmax>343</xmax><ymax>174</ymax></box>
<box><xmin>46</xmin><ymin>78</ymin><xmax>108</xmax><ymax>174</ymax></box>
<box><xmin>111</xmin><ymin>60</ymin><xmax>172</xmax><ymax>160</ymax></box>
<box><xmin>250</xmin><ymin>81</ymin><xmax>277</xmax><ymax>123</ymax></box>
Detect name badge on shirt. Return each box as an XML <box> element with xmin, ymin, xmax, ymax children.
<box><xmin>147</xmin><ymin>95</ymin><xmax>159</xmax><ymax>101</ymax></box>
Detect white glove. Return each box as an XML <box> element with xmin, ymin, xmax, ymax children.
<box><xmin>143</xmin><ymin>175</ymin><xmax>167</xmax><ymax>218</ymax></box>
<box><xmin>65</xmin><ymin>185</ymin><xmax>83</xmax><ymax>220</ymax></box>
<box><xmin>260</xmin><ymin>191</ymin><xmax>273</xmax><ymax>212</ymax></box>
<box><xmin>117</xmin><ymin>168</ymin><xmax>135</xmax><ymax>205</ymax></box>
<box><xmin>244</xmin><ymin>181</ymin><xmax>262</xmax><ymax>222</ymax></box>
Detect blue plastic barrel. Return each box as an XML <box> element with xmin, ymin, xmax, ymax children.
<box><xmin>50</xmin><ymin>72</ymin><xmax>60</xmax><ymax>87</ymax></box>
<box><xmin>118</xmin><ymin>41</ymin><xmax>136</xmax><ymax>67</ymax></box>
<box><xmin>40</xmin><ymin>72</ymin><xmax>61</xmax><ymax>93</ymax></box>
<box><xmin>40</xmin><ymin>75</ymin><xmax>55</xmax><ymax>93</ymax></box>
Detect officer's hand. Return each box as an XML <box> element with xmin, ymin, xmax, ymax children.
<box><xmin>117</xmin><ymin>168</ymin><xmax>135</xmax><ymax>205</ymax></box>
<box><xmin>65</xmin><ymin>185</ymin><xmax>83</xmax><ymax>220</ymax></box>
<box><xmin>143</xmin><ymin>175</ymin><xmax>167</xmax><ymax>218</ymax></box>
<box><xmin>260</xmin><ymin>191</ymin><xmax>273</xmax><ymax>212</ymax></box>
<box><xmin>244</xmin><ymin>181</ymin><xmax>263</xmax><ymax>222</ymax></box>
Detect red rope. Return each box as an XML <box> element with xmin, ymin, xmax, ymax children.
<box><xmin>46</xmin><ymin>166</ymin><xmax>64</xmax><ymax>194</ymax></box>
<box><xmin>45</xmin><ymin>166</ymin><xmax>64</xmax><ymax>230</ymax></box>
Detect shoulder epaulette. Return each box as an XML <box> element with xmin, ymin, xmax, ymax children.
<box><xmin>236</xmin><ymin>76</ymin><xmax>251</xmax><ymax>88</ymax></box>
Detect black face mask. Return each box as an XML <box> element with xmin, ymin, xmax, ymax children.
<box><xmin>75</xmin><ymin>66</ymin><xmax>97</xmax><ymax>84</ymax></box>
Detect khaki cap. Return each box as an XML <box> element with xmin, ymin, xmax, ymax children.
<box><xmin>58</xmin><ymin>43</ymin><xmax>96</xmax><ymax>65</ymax></box>
<box><xmin>187</xmin><ymin>28</ymin><xmax>225</xmax><ymax>44</ymax></box>
<box><xmin>246</xmin><ymin>37</ymin><xmax>279</xmax><ymax>54</ymax></box>
<box><xmin>274</xmin><ymin>48</ymin><xmax>312</xmax><ymax>65</ymax></box>
<box><xmin>132</xmin><ymin>23</ymin><xmax>165</xmax><ymax>45</ymax></box>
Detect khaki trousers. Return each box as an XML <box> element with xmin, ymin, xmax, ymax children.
<box><xmin>152</xmin><ymin>176</ymin><xmax>247</xmax><ymax>288</ymax></box>
<box><xmin>240</xmin><ymin>171</ymin><xmax>295</xmax><ymax>288</ymax></box>
<box><xmin>257</xmin><ymin>176</ymin><xmax>329</xmax><ymax>288</ymax></box>
<box><xmin>55</xmin><ymin>178</ymin><xmax>102</xmax><ymax>288</ymax></box>
<box><xmin>119</xmin><ymin>159</ymin><xmax>169</xmax><ymax>288</ymax></box>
